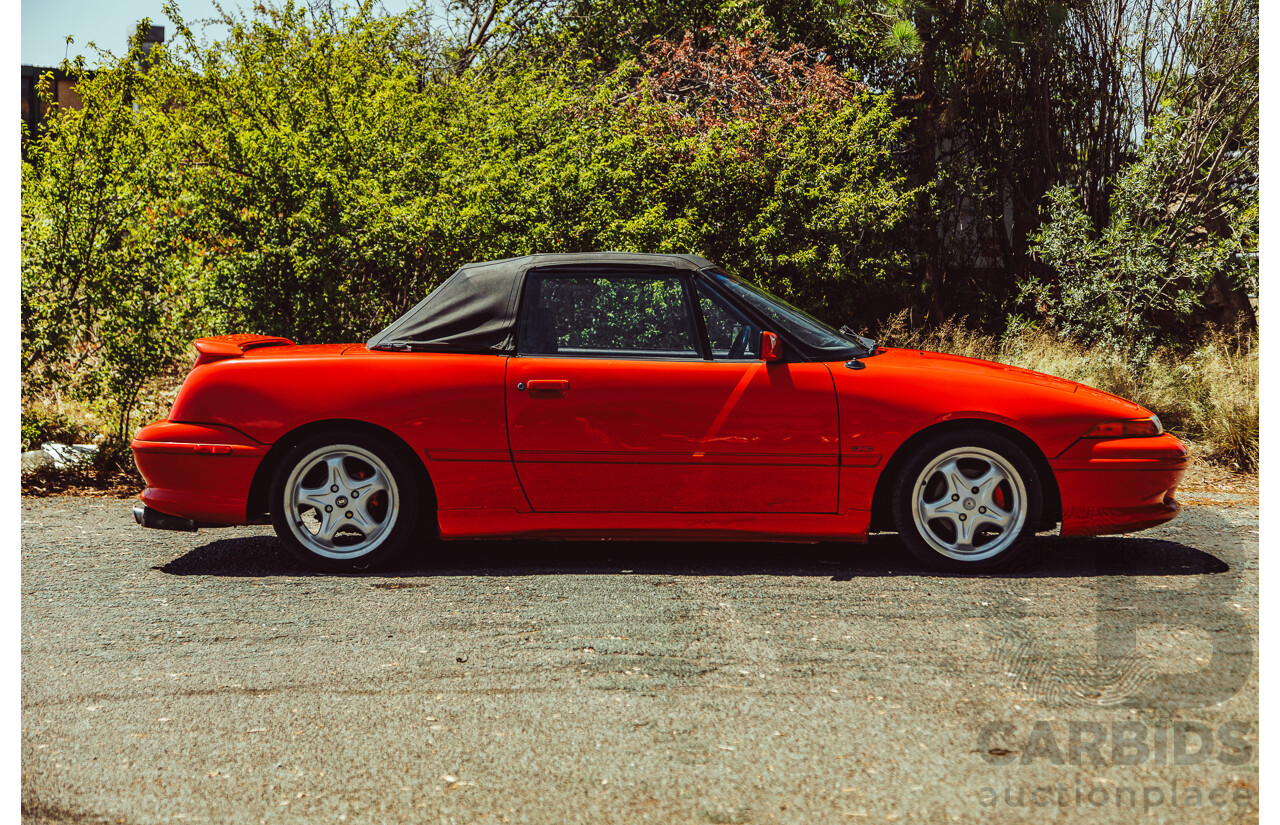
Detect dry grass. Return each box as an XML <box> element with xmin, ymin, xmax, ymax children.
<box><xmin>875</xmin><ymin>312</ymin><xmax>1259</xmax><ymax>472</ymax></box>
<box><xmin>20</xmin><ymin>393</ymin><xmax>107</xmax><ymax>452</ymax></box>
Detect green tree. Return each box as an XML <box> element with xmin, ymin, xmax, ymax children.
<box><xmin>1026</xmin><ymin>0</ymin><xmax>1258</xmax><ymax>354</ymax></box>
<box><xmin>1026</xmin><ymin>115</ymin><xmax>1257</xmax><ymax>357</ymax></box>
<box><xmin>22</xmin><ymin>24</ymin><xmax>203</xmax><ymax>444</ymax></box>
<box><xmin>22</xmin><ymin>1</ymin><xmax>919</xmax><ymax>447</ymax></box>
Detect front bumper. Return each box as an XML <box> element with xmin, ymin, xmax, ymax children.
<box><xmin>1051</xmin><ymin>433</ymin><xmax>1187</xmax><ymax>536</ymax></box>
<box><xmin>131</xmin><ymin>420</ymin><xmax>269</xmax><ymax>525</ymax></box>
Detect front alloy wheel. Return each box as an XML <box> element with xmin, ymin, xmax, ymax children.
<box><xmin>892</xmin><ymin>430</ymin><xmax>1042</xmax><ymax>571</ymax></box>
<box><xmin>270</xmin><ymin>433</ymin><xmax>420</xmax><ymax>572</ymax></box>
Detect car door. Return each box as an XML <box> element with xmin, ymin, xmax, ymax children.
<box><xmin>505</xmin><ymin>267</ymin><xmax>840</xmax><ymax>513</ymax></box>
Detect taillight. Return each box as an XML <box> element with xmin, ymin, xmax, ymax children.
<box><xmin>1085</xmin><ymin>415</ymin><xmax>1163</xmax><ymax>438</ymax></box>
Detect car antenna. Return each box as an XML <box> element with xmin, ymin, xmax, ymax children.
<box><xmin>841</xmin><ymin>325</ymin><xmax>874</xmax><ymax>370</ymax></box>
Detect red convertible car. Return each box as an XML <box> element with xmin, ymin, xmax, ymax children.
<box><xmin>131</xmin><ymin>253</ymin><xmax>1185</xmax><ymax>572</ymax></box>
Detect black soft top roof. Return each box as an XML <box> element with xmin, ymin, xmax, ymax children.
<box><xmin>366</xmin><ymin>252</ymin><xmax>715</xmax><ymax>353</ymax></box>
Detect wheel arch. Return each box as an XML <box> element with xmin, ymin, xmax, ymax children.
<box><xmin>247</xmin><ymin>419</ymin><xmax>438</xmax><ymax>523</ymax></box>
<box><xmin>869</xmin><ymin>418</ymin><xmax>1062</xmax><ymax>532</ymax></box>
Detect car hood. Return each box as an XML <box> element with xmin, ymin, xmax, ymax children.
<box><xmin>875</xmin><ymin>348</ymin><xmax>1145</xmax><ymax>412</ymax></box>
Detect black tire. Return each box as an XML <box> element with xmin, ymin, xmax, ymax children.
<box><xmin>269</xmin><ymin>431</ymin><xmax>425</xmax><ymax>573</ymax></box>
<box><xmin>891</xmin><ymin>429</ymin><xmax>1042</xmax><ymax>572</ymax></box>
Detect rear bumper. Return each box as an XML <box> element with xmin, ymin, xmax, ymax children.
<box><xmin>131</xmin><ymin>421</ymin><xmax>269</xmax><ymax>525</ymax></box>
<box><xmin>1051</xmin><ymin>433</ymin><xmax>1187</xmax><ymax>536</ymax></box>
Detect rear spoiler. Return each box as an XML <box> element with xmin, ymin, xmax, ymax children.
<box><xmin>193</xmin><ymin>334</ymin><xmax>294</xmax><ymax>366</ymax></box>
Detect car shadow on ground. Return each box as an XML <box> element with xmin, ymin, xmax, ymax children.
<box><xmin>155</xmin><ymin>533</ymin><xmax>1230</xmax><ymax>580</ymax></box>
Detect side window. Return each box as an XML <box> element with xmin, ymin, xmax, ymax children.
<box><xmin>697</xmin><ymin>282</ymin><xmax>761</xmax><ymax>360</ymax></box>
<box><xmin>518</xmin><ymin>273</ymin><xmax>700</xmax><ymax>358</ymax></box>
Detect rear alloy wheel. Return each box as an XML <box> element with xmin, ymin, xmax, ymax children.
<box><xmin>892</xmin><ymin>430</ymin><xmax>1042</xmax><ymax>571</ymax></box>
<box><xmin>270</xmin><ymin>433</ymin><xmax>421</xmax><ymax>572</ymax></box>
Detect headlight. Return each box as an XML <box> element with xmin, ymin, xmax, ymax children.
<box><xmin>1084</xmin><ymin>415</ymin><xmax>1163</xmax><ymax>438</ymax></box>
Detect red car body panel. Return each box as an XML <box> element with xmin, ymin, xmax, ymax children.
<box><xmin>131</xmin><ymin>421</ymin><xmax>268</xmax><ymax>524</ymax></box>
<box><xmin>1051</xmin><ymin>433</ymin><xmax>1185</xmax><ymax>535</ymax></box>
<box><xmin>505</xmin><ymin>358</ymin><xmax>840</xmax><ymax>513</ymax></box>
<box><xmin>434</xmin><ymin>509</ymin><xmax>872</xmax><ymax>542</ymax></box>
<box><xmin>133</xmin><ymin>336</ymin><xmax>1185</xmax><ymax>540</ymax></box>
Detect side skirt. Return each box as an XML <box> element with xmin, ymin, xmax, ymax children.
<box><xmin>435</xmin><ymin>509</ymin><xmax>871</xmax><ymax>543</ymax></box>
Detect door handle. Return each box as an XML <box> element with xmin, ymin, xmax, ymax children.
<box><xmin>525</xmin><ymin>379</ymin><xmax>570</xmax><ymax>395</ymax></box>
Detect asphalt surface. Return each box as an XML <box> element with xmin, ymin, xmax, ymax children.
<box><xmin>22</xmin><ymin>495</ymin><xmax>1258</xmax><ymax>824</ymax></box>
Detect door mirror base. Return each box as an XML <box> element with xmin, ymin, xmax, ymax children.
<box><xmin>761</xmin><ymin>331</ymin><xmax>783</xmax><ymax>362</ymax></box>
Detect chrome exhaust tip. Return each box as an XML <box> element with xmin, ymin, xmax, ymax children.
<box><xmin>133</xmin><ymin>504</ymin><xmax>198</xmax><ymax>532</ymax></box>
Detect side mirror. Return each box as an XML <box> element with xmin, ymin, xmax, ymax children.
<box><xmin>761</xmin><ymin>331</ymin><xmax>783</xmax><ymax>362</ymax></box>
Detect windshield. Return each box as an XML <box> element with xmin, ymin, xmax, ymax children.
<box><xmin>704</xmin><ymin>269</ymin><xmax>874</xmax><ymax>357</ymax></box>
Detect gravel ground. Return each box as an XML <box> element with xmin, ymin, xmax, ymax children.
<box><xmin>22</xmin><ymin>495</ymin><xmax>1257</xmax><ymax>824</ymax></box>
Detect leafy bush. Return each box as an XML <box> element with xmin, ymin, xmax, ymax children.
<box><xmin>22</xmin><ymin>6</ymin><xmax>919</xmax><ymax>445</ymax></box>
<box><xmin>1025</xmin><ymin>116</ymin><xmax>1258</xmax><ymax>359</ymax></box>
<box><xmin>22</xmin><ymin>26</ymin><xmax>207</xmax><ymax>443</ymax></box>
